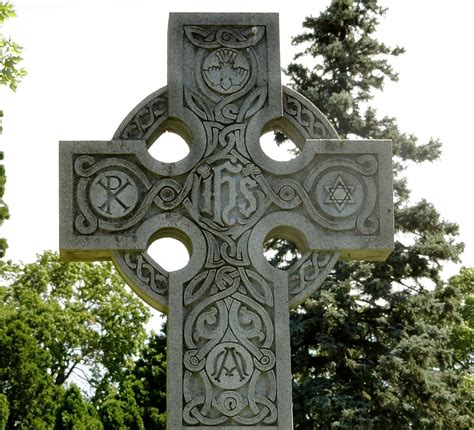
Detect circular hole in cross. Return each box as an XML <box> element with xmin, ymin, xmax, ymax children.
<box><xmin>260</xmin><ymin>130</ymin><xmax>300</xmax><ymax>161</ymax></box>
<box><xmin>147</xmin><ymin>237</ymin><xmax>190</xmax><ymax>272</ymax></box>
<box><xmin>148</xmin><ymin>131</ymin><xmax>190</xmax><ymax>163</ymax></box>
<box><xmin>263</xmin><ymin>237</ymin><xmax>302</xmax><ymax>270</ymax></box>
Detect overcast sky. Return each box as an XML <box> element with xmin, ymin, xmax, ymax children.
<box><xmin>1</xmin><ymin>0</ymin><xmax>472</xmax><ymax>283</ymax></box>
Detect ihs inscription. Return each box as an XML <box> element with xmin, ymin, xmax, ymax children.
<box><xmin>197</xmin><ymin>156</ymin><xmax>261</xmax><ymax>227</ymax></box>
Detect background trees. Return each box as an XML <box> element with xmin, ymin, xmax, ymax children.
<box><xmin>0</xmin><ymin>0</ymin><xmax>472</xmax><ymax>428</ymax></box>
<box><xmin>0</xmin><ymin>0</ymin><xmax>26</xmax><ymax>258</ymax></box>
<box><xmin>98</xmin><ymin>332</ymin><xmax>167</xmax><ymax>430</ymax></box>
<box><xmin>281</xmin><ymin>0</ymin><xmax>472</xmax><ymax>427</ymax></box>
<box><xmin>0</xmin><ymin>253</ymin><xmax>150</xmax><ymax>428</ymax></box>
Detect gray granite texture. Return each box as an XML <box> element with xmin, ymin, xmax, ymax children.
<box><xmin>59</xmin><ymin>12</ymin><xmax>394</xmax><ymax>429</ymax></box>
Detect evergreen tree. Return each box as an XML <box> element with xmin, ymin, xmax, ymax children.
<box><xmin>127</xmin><ymin>332</ymin><xmax>167</xmax><ymax>429</ymax></box>
<box><xmin>55</xmin><ymin>385</ymin><xmax>103</xmax><ymax>430</ymax></box>
<box><xmin>98</xmin><ymin>332</ymin><xmax>167</xmax><ymax>430</ymax></box>
<box><xmin>448</xmin><ymin>267</ymin><xmax>474</xmax><ymax>372</ymax></box>
<box><xmin>280</xmin><ymin>0</ymin><xmax>472</xmax><ymax>427</ymax></box>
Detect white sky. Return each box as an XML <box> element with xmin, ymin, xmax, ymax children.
<box><xmin>1</xmin><ymin>0</ymin><xmax>473</xmax><ymax>284</ymax></box>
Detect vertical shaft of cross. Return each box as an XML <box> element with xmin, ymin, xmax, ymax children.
<box><xmin>166</xmin><ymin>13</ymin><xmax>294</xmax><ymax>428</ymax></box>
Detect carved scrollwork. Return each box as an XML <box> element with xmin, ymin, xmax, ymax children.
<box><xmin>74</xmin><ymin>155</ymin><xmax>195</xmax><ymax>234</ymax></box>
<box><xmin>116</xmin><ymin>91</ymin><xmax>168</xmax><ymax>140</ymax></box>
<box><xmin>288</xmin><ymin>251</ymin><xmax>340</xmax><ymax>307</ymax></box>
<box><xmin>184</xmin><ymin>26</ymin><xmax>265</xmax><ymax>50</ymax></box>
<box><xmin>111</xmin><ymin>250</ymin><xmax>169</xmax><ymax>312</ymax></box>
<box><xmin>182</xmin><ymin>260</ymin><xmax>277</xmax><ymax>426</ymax></box>
<box><xmin>283</xmin><ymin>90</ymin><xmax>337</xmax><ymax>139</ymax></box>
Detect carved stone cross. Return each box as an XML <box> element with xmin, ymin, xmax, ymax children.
<box><xmin>60</xmin><ymin>13</ymin><xmax>393</xmax><ymax>429</ymax></box>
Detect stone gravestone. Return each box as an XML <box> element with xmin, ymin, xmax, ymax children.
<box><xmin>59</xmin><ymin>13</ymin><xmax>393</xmax><ymax>429</ymax></box>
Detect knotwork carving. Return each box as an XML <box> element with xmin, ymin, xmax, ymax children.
<box><xmin>117</xmin><ymin>90</ymin><xmax>168</xmax><ymax>140</ymax></box>
<box><xmin>288</xmin><ymin>252</ymin><xmax>340</xmax><ymax>307</ymax></box>
<box><xmin>60</xmin><ymin>14</ymin><xmax>394</xmax><ymax>430</ymax></box>
<box><xmin>70</xmin><ymin>80</ymin><xmax>389</xmax><ymax>423</ymax></box>
<box><xmin>113</xmin><ymin>250</ymin><xmax>169</xmax><ymax>313</ymax></box>
<box><xmin>184</xmin><ymin>26</ymin><xmax>265</xmax><ymax>50</ymax></box>
<box><xmin>283</xmin><ymin>90</ymin><xmax>335</xmax><ymax>139</ymax></box>
<box><xmin>71</xmin><ymin>81</ymin><xmax>363</xmax><ymax>424</ymax></box>
<box><xmin>182</xmin><ymin>259</ymin><xmax>277</xmax><ymax>425</ymax></box>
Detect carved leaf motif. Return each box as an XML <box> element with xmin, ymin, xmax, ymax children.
<box><xmin>184</xmin><ymin>26</ymin><xmax>265</xmax><ymax>49</ymax></box>
<box><xmin>184</xmin><ymin>26</ymin><xmax>219</xmax><ymax>49</ymax></box>
<box><xmin>184</xmin><ymin>270</ymin><xmax>216</xmax><ymax>306</ymax></box>
<box><xmin>184</xmin><ymin>88</ymin><xmax>214</xmax><ymax>121</ymax></box>
<box><xmin>237</xmin><ymin>86</ymin><xmax>267</xmax><ymax>122</ymax></box>
<box><xmin>194</xmin><ymin>306</ymin><xmax>220</xmax><ymax>342</ymax></box>
<box><xmin>240</xmin><ymin>268</ymin><xmax>273</xmax><ymax>306</ymax></box>
<box><xmin>238</xmin><ymin>305</ymin><xmax>265</xmax><ymax>342</ymax></box>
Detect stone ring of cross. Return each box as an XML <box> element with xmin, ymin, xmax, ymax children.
<box><xmin>103</xmin><ymin>83</ymin><xmax>381</xmax><ymax>314</ymax></box>
<box><xmin>60</xmin><ymin>13</ymin><xmax>393</xmax><ymax>429</ymax></box>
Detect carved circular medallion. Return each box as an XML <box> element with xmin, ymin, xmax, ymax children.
<box><xmin>89</xmin><ymin>171</ymin><xmax>138</xmax><ymax>218</ymax></box>
<box><xmin>205</xmin><ymin>342</ymin><xmax>254</xmax><ymax>389</ymax></box>
<box><xmin>215</xmin><ymin>391</ymin><xmax>246</xmax><ymax>417</ymax></box>
<box><xmin>202</xmin><ymin>48</ymin><xmax>250</xmax><ymax>94</ymax></box>
<box><xmin>316</xmin><ymin>171</ymin><xmax>363</xmax><ymax>217</ymax></box>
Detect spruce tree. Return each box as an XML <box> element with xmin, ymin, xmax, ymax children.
<box><xmin>280</xmin><ymin>0</ymin><xmax>472</xmax><ymax>427</ymax></box>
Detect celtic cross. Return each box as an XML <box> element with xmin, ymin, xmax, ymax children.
<box><xmin>59</xmin><ymin>13</ymin><xmax>393</xmax><ymax>429</ymax></box>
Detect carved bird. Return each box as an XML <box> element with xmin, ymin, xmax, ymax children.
<box><xmin>203</xmin><ymin>49</ymin><xmax>249</xmax><ymax>92</ymax></box>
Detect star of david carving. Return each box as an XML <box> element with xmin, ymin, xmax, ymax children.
<box><xmin>325</xmin><ymin>175</ymin><xmax>356</xmax><ymax>212</ymax></box>
<box><xmin>59</xmin><ymin>13</ymin><xmax>394</xmax><ymax>429</ymax></box>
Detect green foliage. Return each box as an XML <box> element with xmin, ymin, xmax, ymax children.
<box><xmin>0</xmin><ymin>1</ymin><xmax>26</xmax><ymax>258</ymax></box>
<box><xmin>98</xmin><ymin>331</ymin><xmax>167</xmax><ymax>430</ymax></box>
<box><xmin>127</xmin><ymin>332</ymin><xmax>167</xmax><ymax>428</ymax></box>
<box><xmin>55</xmin><ymin>385</ymin><xmax>103</xmax><ymax>430</ymax></box>
<box><xmin>0</xmin><ymin>252</ymin><xmax>150</xmax><ymax>428</ymax></box>
<box><xmin>448</xmin><ymin>267</ymin><xmax>474</xmax><ymax>371</ymax></box>
<box><xmin>0</xmin><ymin>394</ymin><xmax>8</xmax><ymax>430</ymax></box>
<box><xmin>0</xmin><ymin>1</ymin><xmax>26</xmax><ymax>92</ymax></box>
<box><xmin>98</xmin><ymin>383</ymin><xmax>144</xmax><ymax>430</ymax></box>
<box><xmin>279</xmin><ymin>0</ymin><xmax>473</xmax><ymax>427</ymax></box>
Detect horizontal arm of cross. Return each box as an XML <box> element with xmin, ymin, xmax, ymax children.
<box><xmin>60</xmin><ymin>137</ymin><xmax>393</xmax><ymax>261</ymax></box>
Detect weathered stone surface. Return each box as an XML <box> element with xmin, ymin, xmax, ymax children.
<box><xmin>59</xmin><ymin>12</ymin><xmax>394</xmax><ymax>429</ymax></box>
